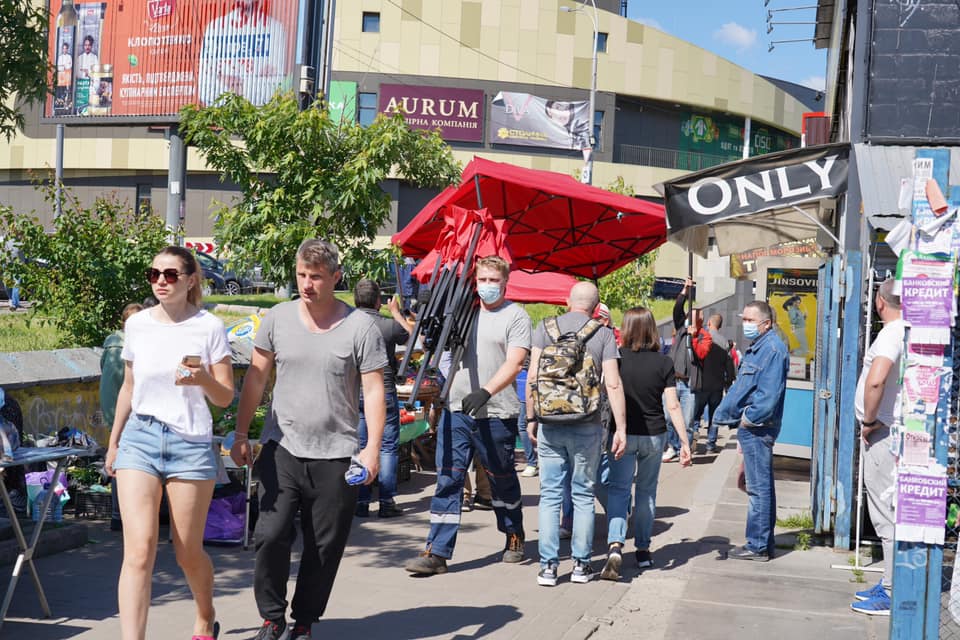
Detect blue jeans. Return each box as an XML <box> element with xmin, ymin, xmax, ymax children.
<box><xmin>692</xmin><ymin>389</ymin><xmax>723</xmax><ymax>447</ymax></box>
<box><xmin>9</xmin><ymin>281</ymin><xmax>19</xmax><ymax>309</ymax></box>
<box><xmin>425</xmin><ymin>411</ymin><xmax>523</xmax><ymax>559</ymax></box>
<box><xmin>357</xmin><ymin>391</ymin><xmax>400</xmax><ymax>506</ymax></box>
<box><xmin>518</xmin><ymin>401</ymin><xmax>537</xmax><ymax>467</ymax></box>
<box><xmin>738</xmin><ymin>425</ymin><xmax>780</xmax><ymax>554</ymax></box>
<box><xmin>537</xmin><ymin>423</ymin><xmax>603</xmax><ymax>566</ymax></box>
<box><xmin>666</xmin><ymin>380</ymin><xmax>695</xmax><ymax>452</ymax></box>
<box><xmin>597</xmin><ymin>432</ymin><xmax>667</xmax><ymax>549</ymax></box>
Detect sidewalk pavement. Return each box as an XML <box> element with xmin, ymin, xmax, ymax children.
<box><xmin>2</xmin><ymin>430</ymin><xmax>889</xmax><ymax>639</ymax></box>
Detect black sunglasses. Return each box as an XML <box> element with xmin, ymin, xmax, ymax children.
<box><xmin>145</xmin><ymin>268</ymin><xmax>187</xmax><ymax>284</ymax></box>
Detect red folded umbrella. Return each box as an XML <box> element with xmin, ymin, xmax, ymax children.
<box><xmin>393</xmin><ymin>157</ymin><xmax>667</xmax><ymax>280</ymax></box>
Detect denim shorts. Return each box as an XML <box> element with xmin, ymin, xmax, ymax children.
<box><xmin>114</xmin><ymin>413</ymin><xmax>218</xmax><ymax>481</ymax></box>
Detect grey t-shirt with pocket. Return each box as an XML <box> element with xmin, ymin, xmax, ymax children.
<box><xmin>255</xmin><ymin>300</ymin><xmax>388</xmax><ymax>459</ymax></box>
<box><xmin>448</xmin><ymin>301</ymin><xmax>532</xmax><ymax>419</ymax></box>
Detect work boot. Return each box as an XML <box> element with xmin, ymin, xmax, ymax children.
<box><xmin>404</xmin><ymin>551</ymin><xmax>448</xmax><ymax>575</ymax></box>
<box><xmin>502</xmin><ymin>532</ymin><xmax>525</xmax><ymax>563</ymax></box>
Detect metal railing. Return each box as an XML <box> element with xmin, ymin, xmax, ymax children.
<box><xmin>613</xmin><ymin>144</ymin><xmax>735</xmax><ymax>171</ymax></box>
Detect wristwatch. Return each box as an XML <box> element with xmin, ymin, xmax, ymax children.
<box><xmin>526</xmin><ymin>417</ymin><xmax>538</xmax><ymax>424</ymax></box>
<box><xmin>862</xmin><ymin>419</ymin><xmax>879</xmax><ymax>427</ymax></box>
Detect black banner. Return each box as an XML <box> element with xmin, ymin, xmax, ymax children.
<box><xmin>662</xmin><ymin>143</ymin><xmax>849</xmax><ymax>233</ymax></box>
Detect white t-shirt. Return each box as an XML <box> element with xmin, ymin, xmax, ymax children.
<box><xmin>77</xmin><ymin>52</ymin><xmax>98</xmax><ymax>78</ymax></box>
<box><xmin>121</xmin><ymin>308</ymin><xmax>232</xmax><ymax>442</ymax></box>
<box><xmin>854</xmin><ymin>318</ymin><xmax>905</xmax><ymax>426</ymax></box>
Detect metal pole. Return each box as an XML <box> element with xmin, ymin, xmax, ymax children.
<box><xmin>166</xmin><ymin>125</ymin><xmax>186</xmax><ymax>245</ymax></box>
<box><xmin>582</xmin><ymin>1</ymin><xmax>598</xmax><ymax>185</ymax></box>
<box><xmin>742</xmin><ymin>116</ymin><xmax>751</xmax><ymax>160</ymax></box>
<box><xmin>54</xmin><ymin>124</ymin><xmax>64</xmax><ymax>218</ymax></box>
<box><xmin>321</xmin><ymin>0</ymin><xmax>336</xmax><ymax>100</ymax></box>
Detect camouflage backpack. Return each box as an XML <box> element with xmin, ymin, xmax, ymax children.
<box><xmin>531</xmin><ymin>317</ymin><xmax>603</xmax><ymax>424</ymax></box>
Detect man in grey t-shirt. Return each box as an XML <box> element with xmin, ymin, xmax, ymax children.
<box><xmin>405</xmin><ymin>255</ymin><xmax>531</xmax><ymax>576</ymax></box>
<box><xmin>231</xmin><ymin>239</ymin><xmax>387</xmax><ymax>639</ymax></box>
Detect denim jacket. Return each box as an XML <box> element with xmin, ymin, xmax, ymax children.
<box><xmin>713</xmin><ymin>329</ymin><xmax>789</xmax><ymax>428</ymax></box>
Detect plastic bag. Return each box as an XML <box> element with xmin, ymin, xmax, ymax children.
<box><xmin>25</xmin><ymin>470</ymin><xmax>70</xmax><ymax>515</ymax></box>
<box><xmin>0</xmin><ymin>417</ymin><xmax>19</xmax><ymax>461</ymax></box>
<box><xmin>203</xmin><ymin>492</ymin><xmax>245</xmax><ymax>542</ymax></box>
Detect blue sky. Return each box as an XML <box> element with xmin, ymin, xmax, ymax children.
<box><xmin>626</xmin><ymin>1</ymin><xmax>827</xmax><ymax>91</ymax></box>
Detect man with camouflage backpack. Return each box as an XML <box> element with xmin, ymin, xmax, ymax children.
<box><xmin>526</xmin><ymin>281</ymin><xmax>627</xmax><ymax>586</ymax></box>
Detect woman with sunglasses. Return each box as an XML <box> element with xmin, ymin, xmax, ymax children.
<box><xmin>105</xmin><ymin>245</ymin><xmax>235</xmax><ymax>640</ymax></box>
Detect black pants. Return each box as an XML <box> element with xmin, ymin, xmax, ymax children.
<box><xmin>253</xmin><ymin>441</ymin><xmax>357</xmax><ymax>624</ymax></box>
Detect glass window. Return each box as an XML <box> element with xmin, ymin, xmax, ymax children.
<box><xmin>362</xmin><ymin>12</ymin><xmax>380</xmax><ymax>33</ymax></box>
<box><xmin>596</xmin><ymin>32</ymin><xmax>608</xmax><ymax>53</ymax></box>
<box><xmin>135</xmin><ymin>184</ymin><xmax>152</xmax><ymax>215</ymax></box>
<box><xmin>358</xmin><ymin>92</ymin><xmax>378</xmax><ymax>127</ymax></box>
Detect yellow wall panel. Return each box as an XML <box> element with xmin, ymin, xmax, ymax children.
<box><xmin>420</xmin><ymin>44</ymin><xmax>441</xmax><ymax>77</ymax></box>
<box><xmin>656</xmin><ymin>48</ymin><xmax>675</xmax><ymax>97</ymax></box>
<box><xmin>481</xmin><ymin>0</ymin><xmax>502</xmax><ymax>27</ymax></box>
<box><xmin>498</xmin><ymin>50</ymin><xmax>519</xmax><ymax>83</ymax></box>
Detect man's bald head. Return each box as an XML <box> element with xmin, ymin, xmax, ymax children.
<box><xmin>568</xmin><ymin>281</ymin><xmax>600</xmax><ymax>313</ymax></box>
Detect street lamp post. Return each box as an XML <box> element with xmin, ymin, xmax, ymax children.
<box><xmin>562</xmin><ymin>1</ymin><xmax>599</xmax><ymax>185</ymax></box>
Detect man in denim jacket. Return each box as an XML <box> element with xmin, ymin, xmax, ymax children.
<box><xmin>713</xmin><ymin>300</ymin><xmax>789</xmax><ymax>561</ymax></box>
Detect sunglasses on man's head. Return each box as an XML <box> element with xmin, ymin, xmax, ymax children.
<box><xmin>145</xmin><ymin>268</ymin><xmax>186</xmax><ymax>284</ymax></box>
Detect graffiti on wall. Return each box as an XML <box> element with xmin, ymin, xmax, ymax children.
<box><xmin>10</xmin><ymin>382</ymin><xmax>108</xmax><ymax>444</ymax></box>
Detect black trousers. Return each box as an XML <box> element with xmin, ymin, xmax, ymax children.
<box><xmin>253</xmin><ymin>441</ymin><xmax>357</xmax><ymax>624</ymax></box>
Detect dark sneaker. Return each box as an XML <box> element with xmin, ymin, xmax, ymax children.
<box><xmin>404</xmin><ymin>551</ymin><xmax>448</xmax><ymax>575</ymax></box>
<box><xmin>461</xmin><ymin>495</ymin><xmax>473</xmax><ymax>512</ymax></box>
<box><xmin>601</xmin><ymin>545</ymin><xmax>623</xmax><ymax>580</ymax></box>
<box><xmin>727</xmin><ymin>545</ymin><xmax>770</xmax><ymax>562</ymax></box>
<box><xmin>473</xmin><ymin>495</ymin><xmax>494</xmax><ymax>510</ymax></box>
<box><xmin>635</xmin><ymin>549</ymin><xmax>653</xmax><ymax>568</ymax></box>
<box><xmin>537</xmin><ymin>563</ymin><xmax>559</xmax><ymax>586</ymax></box>
<box><xmin>850</xmin><ymin>589</ymin><xmax>891</xmax><ymax>616</ymax></box>
<box><xmin>378</xmin><ymin>502</ymin><xmax>404</xmax><ymax>518</ymax></box>
<box><xmin>854</xmin><ymin>580</ymin><xmax>887</xmax><ymax>602</ymax></box>
<box><xmin>253</xmin><ymin>620</ymin><xmax>286</xmax><ymax>640</ymax></box>
<box><xmin>571</xmin><ymin>560</ymin><xmax>596</xmax><ymax>583</ymax></box>
<box><xmin>502</xmin><ymin>533</ymin><xmax>525</xmax><ymax>563</ymax></box>
<box><xmin>354</xmin><ymin>503</ymin><xmax>370</xmax><ymax>518</ymax></box>
<box><xmin>706</xmin><ymin>445</ymin><xmax>721</xmax><ymax>454</ymax></box>
<box><xmin>289</xmin><ymin>622</ymin><xmax>312</xmax><ymax>639</ymax></box>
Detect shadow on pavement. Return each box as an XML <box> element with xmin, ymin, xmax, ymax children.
<box><xmin>314</xmin><ymin>604</ymin><xmax>521</xmax><ymax>639</ymax></box>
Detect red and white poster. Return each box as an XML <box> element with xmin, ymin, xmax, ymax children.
<box><xmin>47</xmin><ymin>0</ymin><xmax>299</xmax><ymax>120</ymax></box>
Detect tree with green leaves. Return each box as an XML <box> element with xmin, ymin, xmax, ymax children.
<box><xmin>0</xmin><ymin>186</ymin><xmax>169</xmax><ymax>347</ymax></box>
<box><xmin>179</xmin><ymin>93</ymin><xmax>461</xmax><ymax>285</ymax></box>
<box><xmin>597</xmin><ymin>176</ymin><xmax>658</xmax><ymax>311</ymax></box>
<box><xmin>0</xmin><ymin>0</ymin><xmax>49</xmax><ymax>140</ymax></box>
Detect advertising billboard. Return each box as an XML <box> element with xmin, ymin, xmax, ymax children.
<box><xmin>378</xmin><ymin>84</ymin><xmax>484</xmax><ymax>142</ymax></box>
<box><xmin>766</xmin><ymin>268</ymin><xmax>818</xmax><ymax>378</ymax></box>
<box><xmin>328</xmin><ymin>80</ymin><xmax>357</xmax><ymax>124</ymax></box>
<box><xmin>489</xmin><ymin>91</ymin><xmax>590</xmax><ymax>150</ymax></box>
<box><xmin>46</xmin><ymin>0</ymin><xmax>299</xmax><ymax>122</ymax></box>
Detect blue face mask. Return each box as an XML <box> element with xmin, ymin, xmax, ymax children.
<box><xmin>742</xmin><ymin>322</ymin><xmax>761</xmax><ymax>339</ymax></box>
<box><xmin>477</xmin><ymin>283</ymin><xmax>502</xmax><ymax>304</ymax></box>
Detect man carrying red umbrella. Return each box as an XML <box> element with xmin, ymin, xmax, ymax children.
<box><xmin>404</xmin><ymin>255</ymin><xmax>531</xmax><ymax>575</ymax></box>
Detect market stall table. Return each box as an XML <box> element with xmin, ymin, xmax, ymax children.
<box><xmin>0</xmin><ymin>446</ymin><xmax>95</xmax><ymax>630</ymax></box>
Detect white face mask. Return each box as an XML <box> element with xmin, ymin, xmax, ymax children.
<box><xmin>742</xmin><ymin>322</ymin><xmax>761</xmax><ymax>339</ymax></box>
<box><xmin>477</xmin><ymin>283</ymin><xmax>502</xmax><ymax>304</ymax></box>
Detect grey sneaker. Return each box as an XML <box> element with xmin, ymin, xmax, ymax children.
<box><xmin>404</xmin><ymin>551</ymin><xmax>448</xmax><ymax>575</ymax></box>
<box><xmin>253</xmin><ymin>620</ymin><xmax>286</xmax><ymax>640</ymax></box>
<box><xmin>601</xmin><ymin>545</ymin><xmax>623</xmax><ymax>581</ymax></box>
<box><xmin>502</xmin><ymin>533</ymin><xmax>525</xmax><ymax>563</ymax></box>
<box><xmin>571</xmin><ymin>560</ymin><xmax>596</xmax><ymax>583</ymax></box>
<box><xmin>537</xmin><ymin>563</ymin><xmax>559</xmax><ymax>586</ymax></box>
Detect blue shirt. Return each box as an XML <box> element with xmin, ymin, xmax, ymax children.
<box><xmin>713</xmin><ymin>329</ymin><xmax>789</xmax><ymax>428</ymax></box>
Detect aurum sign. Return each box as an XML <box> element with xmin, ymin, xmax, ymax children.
<box><xmin>378</xmin><ymin>84</ymin><xmax>484</xmax><ymax>142</ymax></box>
<box><xmin>663</xmin><ymin>144</ymin><xmax>850</xmax><ymax>232</ymax></box>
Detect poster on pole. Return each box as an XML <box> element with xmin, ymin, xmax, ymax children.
<box><xmin>45</xmin><ymin>0</ymin><xmax>300</xmax><ymax>123</ymax></box>
<box><xmin>766</xmin><ymin>268</ymin><xmax>818</xmax><ymax>378</ymax></box>
<box><xmin>896</xmin><ymin>466</ymin><xmax>947</xmax><ymax>544</ymax></box>
<box><xmin>897</xmin><ymin>251</ymin><xmax>956</xmax><ymax>344</ymax></box>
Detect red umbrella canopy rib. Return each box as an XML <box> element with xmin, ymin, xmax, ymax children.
<box><xmin>393</xmin><ymin>157</ymin><xmax>667</xmax><ymax>280</ymax></box>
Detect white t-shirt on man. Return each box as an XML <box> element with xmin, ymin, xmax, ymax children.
<box><xmin>121</xmin><ymin>308</ymin><xmax>232</xmax><ymax>442</ymax></box>
<box><xmin>854</xmin><ymin>318</ymin><xmax>905</xmax><ymax>427</ymax></box>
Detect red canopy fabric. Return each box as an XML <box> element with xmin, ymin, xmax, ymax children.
<box><xmin>503</xmin><ymin>270</ymin><xmax>576</xmax><ymax>305</ymax></box>
<box><xmin>392</xmin><ymin>157</ymin><xmax>667</xmax><ymax>279</ymax></box>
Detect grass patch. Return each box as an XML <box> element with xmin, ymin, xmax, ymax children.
<box><xmin>206</xmin><ymin>293</ymin><xmax>284</xmax><ymax>308</ymax></box>
<box><xmin>0</xmin><ymin>312</ymin><xmax>67</xmax><ymax>351</ymax></box>
<box><xmin>848</xmin><ymin>555</ymin><xmax>866</xmax><ymax>584</ymax></box>
<box><xmin>776</xmin><ymin>511</ymin><xmax>814</xmax><ymax>530</ymax></box>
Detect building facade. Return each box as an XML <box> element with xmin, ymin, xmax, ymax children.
<box><xmin>0</xmin><ymin>1</ymin><xmax>814</xmax><ymax>268</ymax></box>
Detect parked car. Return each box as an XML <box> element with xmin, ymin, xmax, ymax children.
<box><xmin>194</xmin><ymin>251</ymin><xmax>251</xmax><ymax>295</ymax></box>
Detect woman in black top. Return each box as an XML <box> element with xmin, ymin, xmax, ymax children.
<box><xmin>597</xmin><ymin>307</ymin><xmax>691</xmax><ymax>580</ymax></box>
